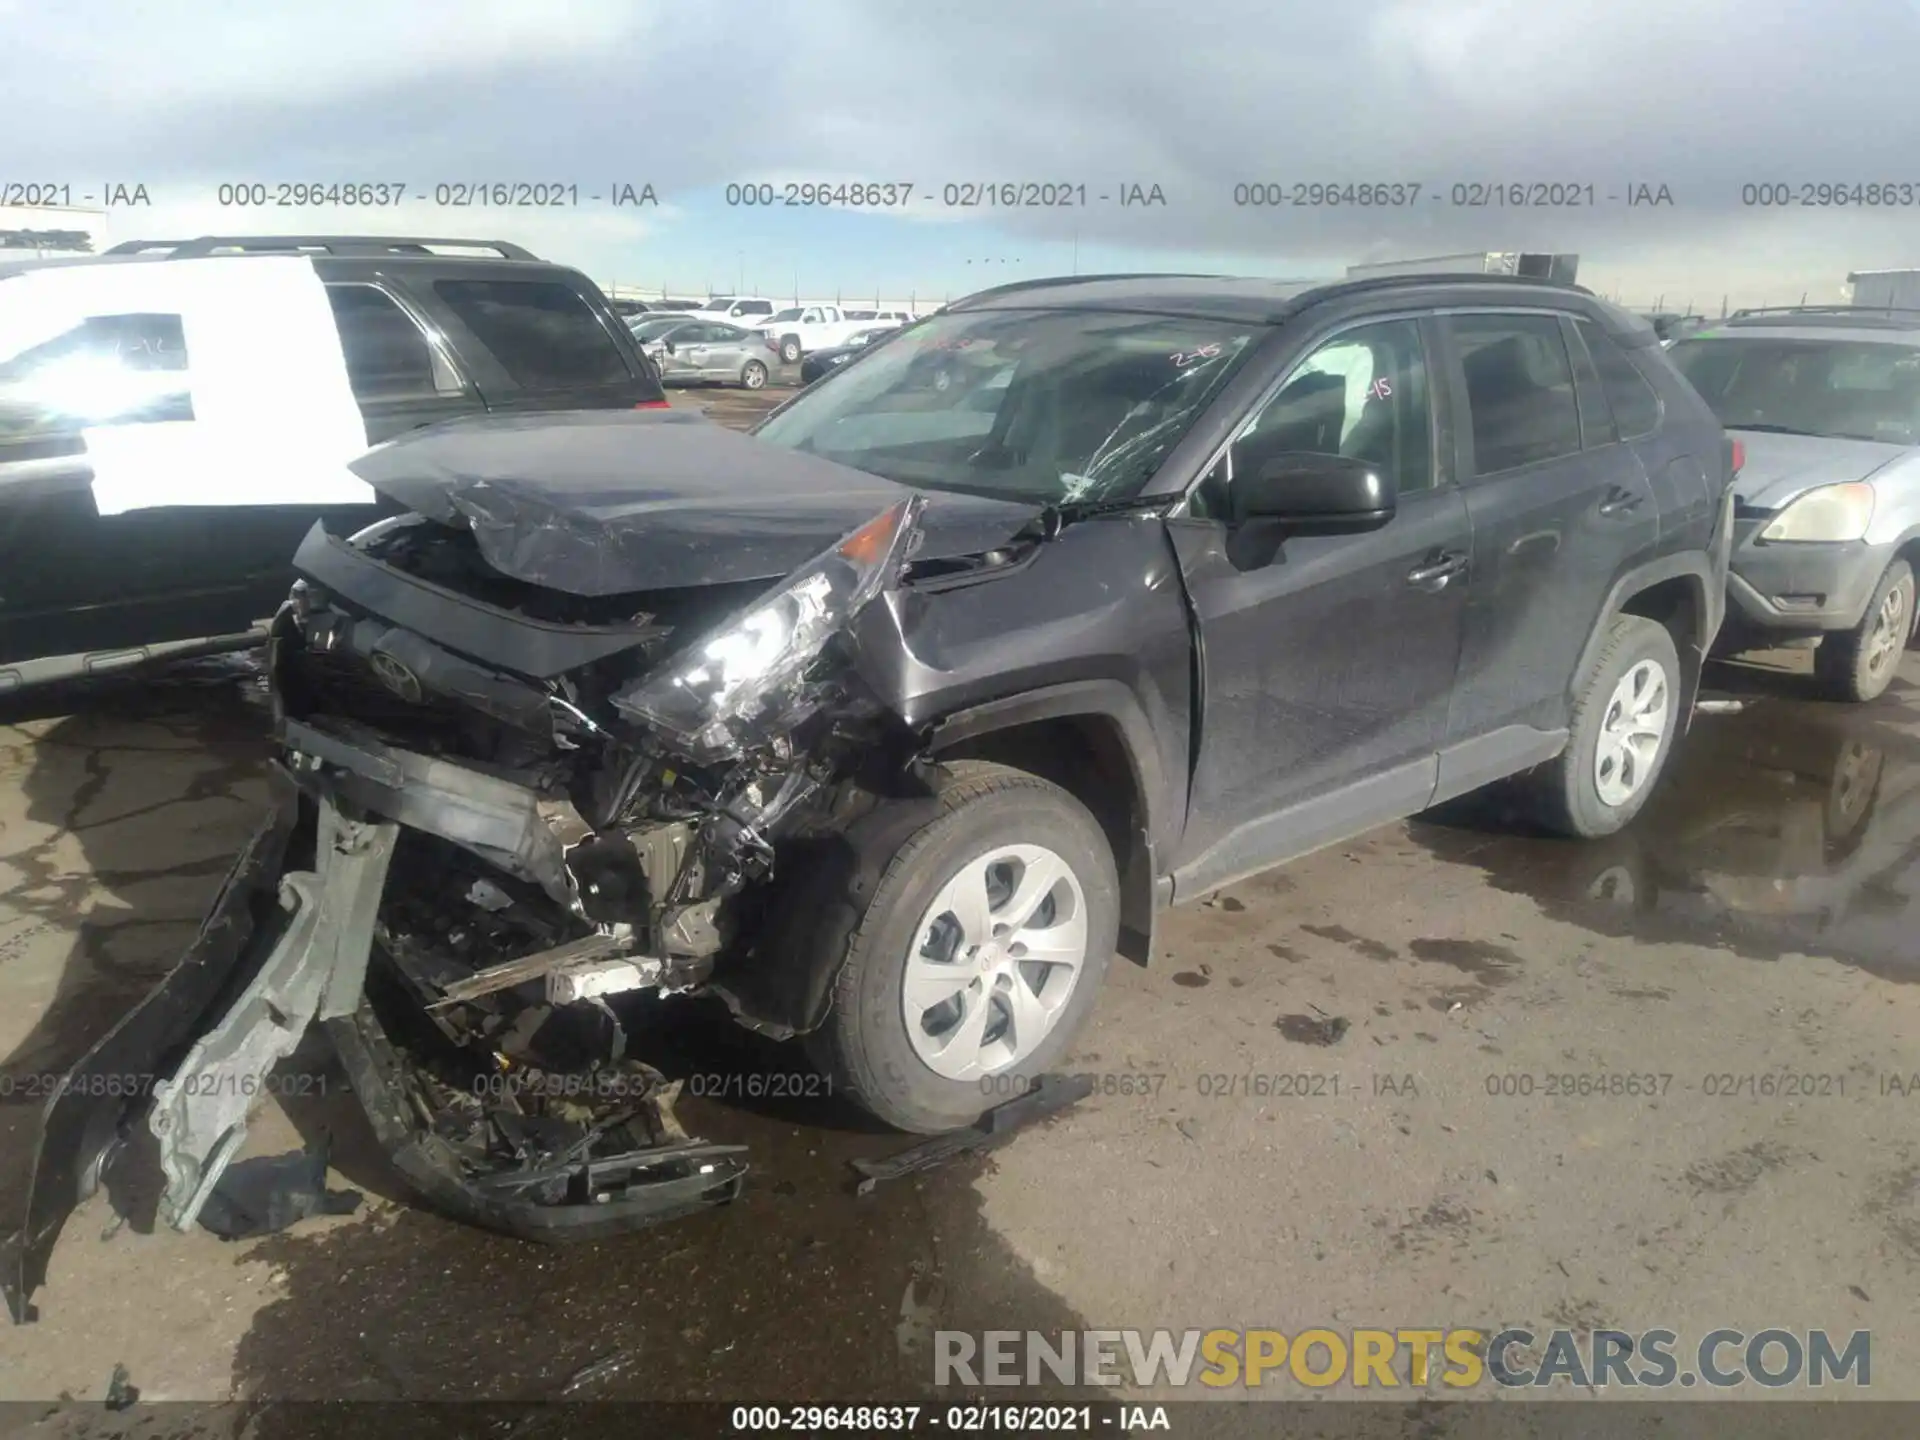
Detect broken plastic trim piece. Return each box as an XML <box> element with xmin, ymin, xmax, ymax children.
<box><xmin>148</xmin><ymin>801</ymin><xmax>397</xmax><ymax>1232</ymax></box>
<box><xmin>613</xmin><ymin>494</ymin><xmax>927</xmax><ymax>760</ymax></box>
<box><xmin>849</xmin><ymin>1072</ymin><xmax>1094</xmax><ymax>1195</ymax></box>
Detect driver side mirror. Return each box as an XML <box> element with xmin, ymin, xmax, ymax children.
<box><xmin>1230</xmin><ymin>452</ymin><xmax>1396</xmax><ymax>533</ymax></box>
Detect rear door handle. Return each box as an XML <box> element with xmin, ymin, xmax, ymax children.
<box><xmin>1598</xmin><ymin>487</ymin><xmax>1645</xmax><ymax>517</ymax></box>
<box><xmin>1407</xmin><ymin>551</ymin><xmax>1469</xmax><ymax>591</ymax></box>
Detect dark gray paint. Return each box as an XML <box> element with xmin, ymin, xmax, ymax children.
<box><xmin>349</xmin><ymin>410</ymin><xmax>1041</xmax><ymax>596</ymax></box>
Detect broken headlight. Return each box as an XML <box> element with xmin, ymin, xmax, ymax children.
<box><xmin>612</xmin><ymin>495</ymin><xmax>925</xmax><ymax>760</ymax></box>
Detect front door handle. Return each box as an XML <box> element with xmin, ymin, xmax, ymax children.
<box><xmin>1598</xmin><ymin>486</ymin><xmax>1645</xmax><ymax>517</ymax></box>
<box><xmin>1407</xmin><ymin>550</ymin><xmax>1469</xmax><ymax>591</ymax></box>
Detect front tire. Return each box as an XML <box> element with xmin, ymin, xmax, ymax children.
<box><xmin>779</xmin><ymin>336</ymin><xmax>802</xmax><ymax>364</ymax></box>
<box><xmin>1814</xmin><ymin>558</ymin><xmax>1912</xmax><ymax>704</ymax></box>
<box><xmin>740</xmin><ymin>360</ymin><xmax>768</xmax><ymax>390</ymax></box>
<box><xmin>1528</xmin><ymin>614</ymin><xmax>1682</xmax><ymax>839</ymax></box>
<box><xmin>811</xmin><ymin>762</ymin><xmax>1118</xmax><ymax>1134</ymax></box>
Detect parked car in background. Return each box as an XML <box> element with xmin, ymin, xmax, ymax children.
<box><xmin>1666</xmin><ymin>306</ymin><xmax>1920</xmax><ymax>701</ymax></box>
<box><xmin>0</xmin><ymin>234</ymin><xmax>666</xmax><ymax>693</ymax></box>
<box><xmin>798</xmin><ymin>325</ymin><xmax>900</xmax><ymax>383</ymax></box>
<box><xmin>754</xmin><ymin>304</ymin><xmax>903</xmax><ymax>363</ymax></box>
<box><xmin>845</xmin><ymin>308</ymin><xmax>917</xmax><ymax>326</ymax></box>
<box><xmin>609</xmin><ymin>298</ymin><xmax>652</xmax><ymax>318</ymax></box>
<box><xmin>689</xmin><ymin>296</ymin><xmax>777</xmax><ymax>327</ymax></box>
<box><xmin>638</xmin><ymin>317</ymin><xmax>778</xmax><ymax>389</ymax></box>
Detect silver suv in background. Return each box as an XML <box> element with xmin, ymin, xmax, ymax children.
<box><xmin>1666</xmin><ymin>307</ymin><xmax>1920</xmax><ymax>701</ymax></box>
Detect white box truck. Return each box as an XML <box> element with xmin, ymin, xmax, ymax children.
<box><xmin>1846</xmin><ymin>270</ymin><xmax>1920</xmax><ymax>310</ymax></box>
<box><xmin>1346</xmin><ymin>252</ymin><xmax>1579</xmax><ymax>283</ymax></box>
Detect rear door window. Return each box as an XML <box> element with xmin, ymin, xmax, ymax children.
<box><xmin>1446</xmin><ymin>314</ymin><xmax>1584</xmax><ymax>474</ymax></box>
<box><xmin>325</xmin><ymin>284</ymin><xmax>463</xmax><ymax>400</ymax></box>
<box><xmin>432</xmin><ymin>279</ymin><xmax>633</xmax><ymax>390</ymax></box>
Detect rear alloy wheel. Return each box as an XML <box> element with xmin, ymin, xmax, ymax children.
<box><xmin>1528</xmin><ymin>614</ymin><xmax>1681</xmax><ymax>839</ymax></box>
<box><xmin>1814</xmin><ymin>559</ymin><xmax>1912</xmax><ymax>704</ymax></box>
<box><xmin>811</xmin><ymin>762</ymin><xmax>1118</xmax><ymax>1134</ymax></box>
<box><xmin>779</xmin><ymin>336</ymin><xmax>802</xmax><ymax>364</ymax></box>
<box><xmin>740</xmin><ymin>360</ymin><xmax>768</xmax><ymax>390</ymax></box>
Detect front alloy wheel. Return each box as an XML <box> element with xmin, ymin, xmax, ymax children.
<box><xmin>903</xmin><ymin>844</ymin><xmax>1089</xmax><ymax>1082</ymax></box>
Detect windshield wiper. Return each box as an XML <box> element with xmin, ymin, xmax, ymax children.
<box><xmin>1022</xmin><ymin>491</ymin><xmax>1177</xmax><ymax>540</ymax></box>
<box><xmin>1731</xmin><ymin>423</ymin><xmax>1820</xmax><ymax>436</ymax></box>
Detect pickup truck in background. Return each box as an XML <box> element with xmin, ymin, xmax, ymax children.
<box><xmin>754</xmin><ymin>304</ymin><xmax>906</xmax><ymax>362</ymax></box>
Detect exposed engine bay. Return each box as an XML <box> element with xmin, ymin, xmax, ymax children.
<box><xmin>202</xmin><ymin>492</ymin><xmax>938</xmax><ymax>1246</ymax></box>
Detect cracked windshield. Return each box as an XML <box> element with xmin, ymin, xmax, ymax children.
<box><xmin>754</xmin><ymin>309</ymin><xmax>1256</xmax><ymax>502</ymax></box>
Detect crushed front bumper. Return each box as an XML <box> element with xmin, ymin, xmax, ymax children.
<box><xmin>1724</xmin><ymin>525</ymin><xmax>1895</xmax><ymax>637</ymax></box>
<box><xmin>5</xmin><ymin>737</ymin><xmax>747</xmax><ymax>1324</ymax></box>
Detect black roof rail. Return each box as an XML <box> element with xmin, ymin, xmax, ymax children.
<box><xmin>1316</xmin><ymin>272</ymin><xmax>1595</xmax><ymax>299</ymax></box>
<box><xmin>101</xmin><ymin>235</ymin><xmax>540</xmax><ymax>260</ymax></box>
<box><xmin>1725</xmin><ymin>304</ymin><xmax>1920</xmax><ymax>328</ymax></box>
<box><xmin>949</xmin><ymin>269</ymin><xmax>1594</xmax><ymax>319</ymax></box>
<box><xmin>1729</xmin><ymin>304</ymin><xmax>1920</xmax><ymax>319</ymax></box>
<box><xmin>946</xmin><ymin>273</ymin><xmax>1227</xmax><ymax>309</ymax></box>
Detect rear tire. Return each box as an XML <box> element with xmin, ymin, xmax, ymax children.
<box><xmin>1814</xmin><ymin>559</ymin><xmax>1912</xmax><ymax>704</ymax></box>
<box><xmin>779</xmin><ymin>336</ymin><xmax>802</xmax><ymax>364</ymax></box>
<box><xmin>809</xmin><ymin>762</ymin><xmax>1118</xmax><ymax>1134</ymax></box>
<box><xmin>1527</xmin><ymin>614</ymin><xmax>1682</xmax><ymax>839</ymax></box>
<box><xmin>740</xmin><ymin>360</ymin><xmax>768</xmax><ymax>390</ymax></box>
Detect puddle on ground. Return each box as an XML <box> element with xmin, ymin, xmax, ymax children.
<box><xmin>1410</xmin><ymin>669</ymin><xmax>1920</xmax><ymax>983</ymax></box>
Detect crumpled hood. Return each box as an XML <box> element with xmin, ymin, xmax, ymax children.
<box><xmin>347</xmin><ymin>410</ymin><xmax>1041</xmax><ymax>596</ymax></box>
<box><xmin>1730</xmin><ymin>430</ymin><xmax>1907</xmax><ymax>509</ymax></box>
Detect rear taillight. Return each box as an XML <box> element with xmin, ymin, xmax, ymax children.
<box><xmin>635</xmin><ymin>398</ymin><xmax>671</xmax><ymax>409</ymax></box>
<box><xmin>1729</xmin><ymin>437</ymin><xmax>1745</xmax><ymax>474</ymax></box>
<box><xmin>766</xmin><ymin>337</ymin><xmax>781</xmax><ymax>353</ymax></box>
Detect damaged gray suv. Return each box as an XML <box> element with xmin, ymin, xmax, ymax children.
<box><xmin>8</xmin><ymin>273</ymin><xmax>1737</xmax><ymax>1320</ymax></box>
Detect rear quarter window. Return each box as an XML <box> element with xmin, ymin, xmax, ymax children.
<box><xmin>1577</xmin><ymin>319</ymin><xmax>1663</xmax><ymax>438</ymax></box>
<box><xmin>432</xmin><ymin>279</ymin><xmax>634</xmax><ymax>390</ymax></box>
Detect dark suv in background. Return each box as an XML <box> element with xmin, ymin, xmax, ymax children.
<box><xmin>0</xmin><ymin>235</ymin><xmax>666</xmax><ymax>693</ymax></box>
<box><xmin>12</xmin><ymin>272</ymin><xmax>1738</xmax><ymax>1320</ymax></box>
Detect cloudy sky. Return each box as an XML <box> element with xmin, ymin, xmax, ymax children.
<box><xmin>5</xmin><ymin>0</ymin><xmax>1919</xmax><ymax>307</ymax></box>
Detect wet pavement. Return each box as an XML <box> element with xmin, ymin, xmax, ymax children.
<box><xmin>2</xmin><ymin>393</ymin><xmax>1917</xmax><ymax>1415</ymax></box>
<box><xmin>1416</xmin><ymin>656</ymin><xmax>1920</xmax><ymax>987</ymax></box>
